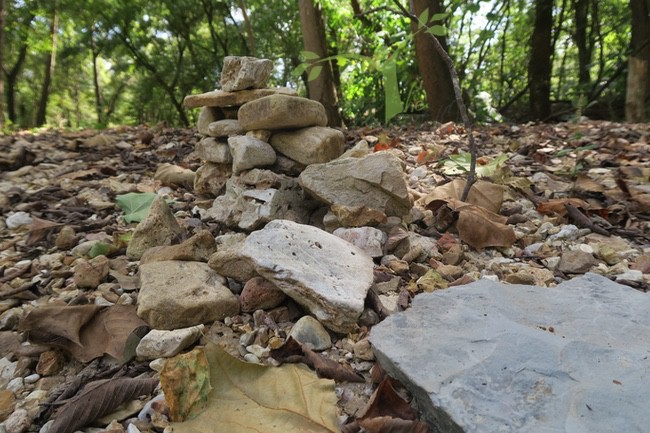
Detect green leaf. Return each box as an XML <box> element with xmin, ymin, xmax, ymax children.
<box><xmin>382</xmin><ymin>60</ymin><xmax>404</xmax><ymax>123</ymax></box>
<box><xmin>427</xmin><ymin>25</ymin><xmax>447</xmax><ymax>37</ymax></box>
<box><xmin>89</xmin><ymin>242</ymin><xmax>111</xmax><ymax>259</ymax></box>
<box><xmin>307</xmin><ymin>65</ymin><xmax>323</xmax><ymax>81</ymax></box>
<box><xmin>301</xmin><ymin>50</ymin><xmax>320</xmax><ymax>60</ymax></box>
<box><xmin>468</xmin><ymin>3</ymin><xmax>481</xmax><ymax>13</ymax></box>
<box><xmin>115</xmin><ymin>192</ymin><xmax>157</xmax><ymax>223</ymax></box>
<box><xmin>292</xmin><ymin>63</ymin><xmax>309</xmax><ymax>77</ymax></box>
<box><xmin>431</xmin><ymin>12</ymin><xmax>448</xmax><ymax>21</ymax></box>
<box><xmin>418</xmin><ymin>8</ymin><xmax>429</xmax><ymax>27</ymax></box>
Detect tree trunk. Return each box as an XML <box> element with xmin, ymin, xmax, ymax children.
<box><xmin>298</xmin><ymin>0</ymin><xmax>343</xmax><ymax>127</ymax></box>
<box><xmin>238</xmin><ymin>0</ymin><xmax>256</xmax><ymax>56</ymax></box>
<box><xmin>528</xmin><ymin>0</ymin><xmax>554</xmax><ymax>120</ymax></box>
<box><xmin>573</xmin><ymin>0</ymin><xmax>591</xmax><ymax>88</ymax></box>
<box><xmin>0</xmin><ymin>0</ymin><xmax>5</xmax><ymax>129</ymax></box>
<box><xmin>36</xmin><ymin>0</ymin><xmax>59</xmax><ymax>127</ymax></box>
<box><xmin>625</xmin><ymin>0</ymin><xmax>650</xmax><ymax>122</ymax></box>
<box><xmin>410</xmin><ymin>0</ymin><xmax>459</xmax><ymax>122</ymax></box>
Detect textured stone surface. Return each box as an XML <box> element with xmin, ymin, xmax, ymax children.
<box><xmin>136</xmin><ymin>325</ymin><xmax>204</xmax><ymax>359</ymax></box>
<box><xmin>140</xmin><ymin>230</ymin><xmax>217</xmax><ymax>264</ymax></box>
<box><xmin>220</xmin><ymin>56</ymin><xmax>273</xmax><ymax>92</ymax></box>
<box><xmin>73</xmin><ymin>255</ymin><xmax>109</xmax><ymax>288</ymax></box>
<box><xmin>193</xmin><ymin>162</ymin><xmax>232</xmax><ymax>197</ymax></box>
<box><xmin>239</xmin><ymin>220</ymin><xmax>374</xmax><ymax>333</ymax></box>
<box><xmin>270</xmin><ymin>126</ymin><xmax>345</xmax><ymax>165</ymax></box>
<box><xmin>126</xmin><ymin>197</ymin><xmax>184</xmax><ymax>260</ymax></box>
<box><xmin>228</xmin><ymin>136</ymin><xmax>276</xmax><ymax>174</ymax></box>
<box><xmin>299</xmin><ymin>152</ymin><xmax>411</xmax><ymax>217</ymax></box>
<box><xmin>288</xmin><ymin>315</ymin><xmax>332</xmax><ymax>351</ymax></box>
<box><xmin>240</xmin><ymin>277</ymin><xmax>287</xmax><ymax>312</ymax></box>
<box><xmin>195</xmin><ymin>138</ymin><xmax>232</xmax><ymax>164</ymax></box>
<box><xmin>558</xmin><ymin>249</ymin><xmax>598</xmax><ymax>274</ymax></box>
<box><xmin>333</xmin><ymin>227</ymin><xmax>386</xmax><ymax>258</ymax></box>
<box><xmin>197</xmin><ymin>106</ymin><xmax>224</xmax><ymax>135</ymax></box>
<box><xmin>238</xmin><ymin>95</ymin><xmax>328</xmax><ymax>131</ymax></box>
<box><xmin>183</xmin><ymin>87</ymin><xmax>296</xmax><ymax>108</ymax></box>
<box><xmin>207</xmin><ymin>119</ymin><xmax>244</xmax><ymax>138</ymax></box>
<box><xmin>137</xmin><ymin>261</ymin><xmax>239</xmax><ymax>329</ymax></box>
<box><xmin>370</xmin><ymin>273</ymin><xmax>650</xmax><ymax>433</ymax></box>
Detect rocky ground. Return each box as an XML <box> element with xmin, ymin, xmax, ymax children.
<box><xmin>0</xmin><ymin>119</ymin><xmax>648</xmax><ymax>433</ymax></box>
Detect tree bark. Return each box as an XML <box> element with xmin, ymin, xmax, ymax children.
<box><xmin>573</xmin><ymin>0</ymin><xmax>591</xmax><ymax>88</ymax></box>
<box><xmin>238</xmin><ymin>0</ymin><xmax>256</xmax><ymax>56</ymax></box>
<box><xmin>528</xmin><ymin>0</ymin><xmax>554</xmax><ymax>120</ymax></box>
<box><xmin>36</xmin><ymin>0</ymin><xmax>59</xmax><ymax>127</ymax></box>
<box><xmin>625</xmin><ymin>0</ymin><xmax>650</xmax><ymax>122</ymax></box>
<box><xmin>0</xmin><ymin>0</ymin><xmax>5</xmax><ymax>129</ymax></box>
<box><xmin>410</xmin><ymin>0</ymin><xmax>459</xmax><ymax>122</ymax></box>
<box><xmin>298</xmin><ymin>0</ymin><xmax>343</xmax><ymax>127</ymax></box>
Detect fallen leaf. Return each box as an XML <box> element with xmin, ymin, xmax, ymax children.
<box><xmin>48</xmin><ymin>377</ymin><xmax>158</xmax><ymax>433</ymax></box>
<box><xmin>359</xmin><ymin>416</ymin><xmax>429</xmax><ymax>433</ymax></box>
<box><xmin>27</xmin><ymin>216</ymin><xmax>63</xmax><ymax>246</ymax></box>
<box><xmin>271</xmin><ymin>337</ymin><xmax>365</xmax><ymax>383</ymax></box>
<box><xmin>421</xmin><ymin>179</ymin><xmax>505</xmax><ymax>214</ymax></box>
<box><xmin>170</xmin><ymin>343</ymin><xmax>340</xmax><ymax>433</ymax></box>
<box><xmin>21</xmin><ymin>305</ymin><xmax>148</xmax><ymax>362</ymax></box>
<box><xmin>154</xmin><ymin>163</ymin><xmax>196</xmax><ymax>188</ymax></box>
<box><xmin>440</xmin><ymin>152</ymin><xmax>508</xmax><ymax>178</ymax></box>
<box><xmin>536</xmin><ymin>198</ymin><xmax>589</xmax><ymax>216</ymax></box>
<box><xmin>160</xmin><ymin>347</ymin><xmax>212</xmax><ymax>422</ymax></box>
<box><xmin>115</xmin><ymin>192</ymin><xmax>158</xmax><ymax>223</ymax></box>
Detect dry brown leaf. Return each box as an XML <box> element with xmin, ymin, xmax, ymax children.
<box><xmin>170</xmin><ymin>343</ymin><xmax>339</xmax><ymax>433</ymax></box>
<box><xmin>21</xmin><ymin>305</ymin><xmax>148</xmax><ymax>362</ymax></box>
<box><xmin>451</xmin><ymin>199</ymin><xmax>516</xmax><ymax>250</ymax></box>
<box><xmin>48</xmin><ymin>377</ymin><xmax>158</xmax><ymax>433</ymax></box>
<box><xmin>160</xmin><ymin>347</ymin><xmax>212</xmax><ymax>422</ymax></box>
<box><xmin>536</xmin><ymin>198</ymin><xmax>589</xmax><ymax>216</ymax></box>
<box><xmin>271</xmin><ymin>337</ymin><xmax>365</xmax><ymax>383</ymax></box>
<box><xmin>422</xmin><ymin>179</ymin><xmax>504</xmax><ymax>214</ymax></box>
<box><xmin>27</xmin><ymin>216</ymin><xmax>63</xmax><ymax>246</ymax></box>
<box><xmin>359</xmin><ymin>417</ymin><xmax>429</xmax><ymax>433</ymax></box>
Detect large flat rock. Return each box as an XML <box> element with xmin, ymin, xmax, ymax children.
<box><xmin>239</xmin><ymin>220</ymin><xmax>374</xmax><ymax>333</ymax></box>
<box><xmin>370</xmin><ymin>273</ymin><xmax>650</xmax><ymax>433</ymax></box>
<box><xmin>183</xmin><ymin>87</ymin><xmax>296</xmax><ymax>108</ymax></box>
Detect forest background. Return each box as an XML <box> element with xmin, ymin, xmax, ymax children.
<box><xmin>0</xmin><ymin>0</ymin><xmax>648</xmax><ymax>132</ymax></box>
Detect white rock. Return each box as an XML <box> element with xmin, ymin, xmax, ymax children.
<box><xmin>333</xmin><ymin>227</ymin><xmax>386</xmax><ymax>258</ymax></box>
<box><xmin>228</xmin><ymin>136</ymin><xmax>276</xmax><ymax>174</ymax></box>
<box><xmin>136</xmin><ymin>324</ymin><xmax>205</xmax><ymax>360</ymax></box>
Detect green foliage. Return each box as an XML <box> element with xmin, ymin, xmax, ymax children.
<box><xmin>115</xmin><ymin>192</ymin><xmax>158</xmax><ymax>223</ymax></box>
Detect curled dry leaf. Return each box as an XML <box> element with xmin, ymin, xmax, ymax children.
<box><xmin>422</xmin><ymin>179</ymin><xmax>504</xmax><ymax>214</ymax></box>
<box><xmin>271</xmin><ymin>337</ymin><xmax>365</xmax><ymax>383</ymax></box>
<box><xmin>48</xmin><ymin>377</ymin><xmax>159</xmax><ymax>433</ymax></box>
<box><xmin>160</xmin><ymin>347</ymin><xmax>212</xmax><ymax>422</ymax></box>
<box><xmin>20</xmin><ymin>305</ymin><xmax>148</xmax><ymax>362</ymax></box>
<box><xmin>170</xmin><ymin>343</ymin><xmax>339</xmax><ymax>433</ymax></box>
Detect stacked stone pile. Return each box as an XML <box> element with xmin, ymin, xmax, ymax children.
<box><xmin>183</xmin><ymin>56</ymin><xmax>412</xmax><ymax>231</ymax></box>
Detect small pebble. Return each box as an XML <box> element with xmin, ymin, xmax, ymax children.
<box><xmin>243</xmin><ymin>353</ymin><xmax>260</xmax><ymax>364</ymax></box>
<box><xmin>24</xmin><ymin>374</ymin><xmax>40</xmax><ymax>384</ymax></box>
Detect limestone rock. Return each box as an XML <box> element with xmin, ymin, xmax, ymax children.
<box><xmin>299</xmin><ymin>152</ymin><xmax>411</xmax><ymax>217</ymax></box>
<box><xmin>193</xmin><ymin>162</ymin><xmax>232</xmax><ymax>197</ymax></box>
<box><xmin>195</xmin><ymin>138</ymin><xmax>232</xmax><ymax>164</ymax></box>
<box><xmin>333</xmin><ymin>227</ymin><xmax>386</xmax><ymax>258</ymax></box>
<box><xmin>207</xmin><ymin>119</ymin><xmax>244</xmax><ymax>138</ymax></box>
<box><xmin>140</xmin><ymin>230</ymin><xmax>217</xmax><ymax>264</ymax></box>
<box><xmin>238</xmin><ymin>95</ymin><xmax>328</xmax><ymax>131</ymax></box>
<box><xmin>270</xmin><ymin>126</ymin><xmax>345</xmax><ymax>165</ymax></box>
<box><xmin>126</xmin><ymin>197</ymin><xmax>184</xmax><ymax>260</ymax></box>
<box><xmin>73</xmin><ymin>255</ymin><xmax>110</xmax><ymax>288</ymax></box>
<box><xmin>137</xmin><ymin>261</ymin><xmax>239</xmax><ymax>330</ymax></box>
<box><xmin>288</xmin><ymin>316</ymin><xmax>332</xmax><ymax>351</ymax></box>
<box><xmin>558</xmin><ymin>249</ymin><xmax>597</xmax><ymax>274</ymax></box>
<box><xmin>183</xmin><ymin>87</ymin><xmax>297</xmax><ymax>108</ymax></box>
<box><xmin>136</xmin><ymin>325</ymin><xmax>204</xmax><ymax>359</ymax></box>
<box><xmin>208</xmin><ymin>233</ymin><xmax>257</xmax><ymax>282</ymax></box>
<box><xmin>228</xmin><ymin>136</ymin><xmax>276</xmax><ymax>174</ymax></box>
<box><xmin>240</xmin><ymin>277</ymin><xmax>287</xmax><ymax>312</ymax></box>
<box><xmin>370</xmin><ymin>273</ymin><xmax>650</xmax><ymax>433</ymax></box>
<box><xmin>197</xmin><ymin>106</ymin><xmax>224</xmax><ymax>135</ymax></box>
<box><xmin>220</xmin><ymin>56</ymin><xmax>273</xmax><ymax>92</ymax></box>
<box><xmin>203</xmin><ymin>169</ymin><xmax>315</xmax><ymax>231</ymax></box>
<box><xmin>239</xmin><ymin>220</ymin><xmax>374</xmax><ymax>333</ymax></box>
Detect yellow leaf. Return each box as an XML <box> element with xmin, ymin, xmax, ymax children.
<box><xmin>161</xmin><ymin>348</ymin><xmax>212</xmax><ymax>422</ymax></box>
<box><xmin>170</xmin><ymin>343</ymin><xmax>339</xmax><ymax>433</ymax></box>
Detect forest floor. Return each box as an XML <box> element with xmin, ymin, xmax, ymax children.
<box><xmin>0</xmin><ymin>119</ymin><xmax>649</xmax><ymax>433</ymax></box>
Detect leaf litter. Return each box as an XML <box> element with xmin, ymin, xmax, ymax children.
<box><xmin>0</xmin><ymin>120</ymin><xmax>648</xmax><ymax>433</ymax></box>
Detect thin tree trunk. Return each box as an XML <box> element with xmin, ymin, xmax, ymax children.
<box><xmin>410</xmin><ymin>0</ymin><xmax>459</xmax><ymax>122</ymax></box>
<box><xmin>298</xmin><ymin>0</ymin><xmax>342</xmax><ymax>127</ymax></box>
<box><xmin>528</xmin><ymin>0</ymin><xmax>554</xmax><ymax>120</ymax></box>
<box><xmin>36</xmin><ymin>0</ymin><xmax>59</xmax><ymax>127</ymax></box>
<box><xmin>625</xmin><ymin>0</ymin><xmax>650</xmax><ymax>121</ymax></box>
<box><xmin>238</xmin><ymin>0</ymin><xmax>256</xmax><ymax>56</ymax></box>
<box><xmin>0</xmin><ymin>0</ymin><xmax>5</xmax><ymax>129</ymax></box>
<box><xmin>573</xmin><ymin>0</ymin><xmax>590</xmax><ymax>88</ymax></box>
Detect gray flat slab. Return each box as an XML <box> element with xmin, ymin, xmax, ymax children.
<box><xmin>370</xmin><ymin>273</ymin><xmax>650</xmax><ymax>433</ymax></box>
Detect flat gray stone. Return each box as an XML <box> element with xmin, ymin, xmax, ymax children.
<box><xmin>240</xmin><ymin>220</ymin><xmax>374</xmax><ymax>333</ymax></box>
<box><xmin>299</xmin><ymin>152</ymin><xmax>411</xmax><ymax>217</ymax></box>
<box><xmin>195</xmin><ymin>138</ymin><xmax>232</xmax><ymax>164</ymax></box>
<box><xmin>238</xmin><ymin>95</ymin><xmax>328</xmax><ymax>131</ymax></box>
<box><xmin>370</xmin><ymin>273</ymin><xmax>650</xmax><ymax>433</ymax></box>
<box><xmin>197</xmin><ymin>107</ymin><xmax>224</xmax><ymax>135</ymax></box>
<box><xmin>183</xmin><ymin>87</ymin><xmax>297</xmax><ymax>108</ymax></box>
<box><xmin>207</xmin><ymin>119</ymin><xmax>244</xmax><ymax>138</ymax></box>
<box><xmin>228</xmin><ymin>136</ymin><xmax>276</xmax><ymax>174</ymax></box>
